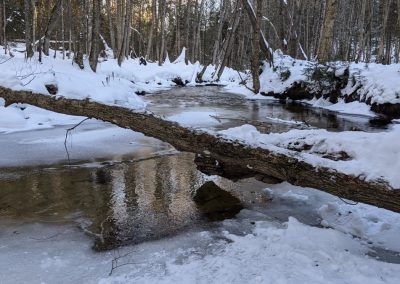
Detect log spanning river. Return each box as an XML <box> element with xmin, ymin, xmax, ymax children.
<box><xmin>0</xmin><ymin>87</ymin><xmax>398</xmax><ymax>282</ymax></box>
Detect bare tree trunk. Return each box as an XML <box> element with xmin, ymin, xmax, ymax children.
<box><xmin>184</xmin><ymin>0</ymin><xmax>192</xmax><ymax>63</ymax></box>
<box><xmin>365</xmin><ymin>0</ymin><xmax>373</xmax><ymax>63</ymax></box>
<box><xmin>32</xmin><ymin>0</ymin><xmax>36</xmax><ymax>52</ymax></box>
<box><xmin>175</xmin><ymin>0</ymin><xmax>182</xmax><ymax>57</ymax></box>
<box><xmin>73</xmin><ymin>3</ymin><xmax>85</xmax><ymax>69</ymax></box>
<box><xmin>377</xmin><ymin>0</ymin><xmax>392</xmax><ymax>64</ymax></box>
<box><xmin>241</xmin><ymin>0</ymin><xmax>273</xmax><ymax>65</ymax></box>
<box><xmin>24</xmin><ymin>0</ymin><xmax>34</xmax><ymax>58</ymax></box>
<box><xmin>317</xmin><ymin>0</ymin><xmax>338</xmax><ymax>63</ymax></box>
<box><xmin>118</xmin><ymin>0</ymin><xmax>132</xmax><ymax>66</ymax></box>
<box><xmin>61</xmin><ymin>0</ymin><xmax>65</xmax><ymax>59</ymax></box>
<box><xmin>115</xmin><ymin>0</ymin><xmax>123</xmax><ymax>56</ymax></box>
<box><xmin>89</xmin><ymin>0</ymin><xmax>102</xmax><ymax>71</ymax></box>
<box><xmin>216</xmin><ymin>1</ymin><xmax>242</xmax><ymax>80</ymax></box>
<box><xmin>396</xmin><ymin>0</ymin><xmax>400</xmax><ymax>62</ymax></box>
<box><xmin>251</xmin><ymin>0</ymin><xmax>261</xmax><ymax>93</ymax></box>
<box><xmin>356</xmin><ymin>0</ymin><xmax>367</xmax><ymax>62</ymax></box>
<box><xmin>106</xmin><ymin>0</ymin><xmax>116</xmax><ymax>57</ymax></box>
<box><xmin>85</xmin><ymin>0</ymin><xmax>93</xmax><ymax>55</ymax></box>
<box><xmin>43</xmin><ymin>0</ymin><xmax>62</xmax><ymax>56</ymax></box>
<box><xmin>158</xmin><ymin>0</ymin><xmax>166</xmax><ymax>65</ymax></box>
<box><xmin>68</xmin><ymin>0</ymin><xmax>72</xmax><ymax>59</ymax></box>
<box><xmin>2</xmin><ymin>0</ymin><xmax>5</xmax><ymax>54</ymax></box>
<box><xmin>194</xmin><ymin>0</ymin><xmax>205</xmax><ymax>61</ymax></box>
<box><xmin>0</xmin><ymin>0</ymin><xmax>4</xmax><ymax>52</ymax></box>
<box><xmin>212</xmin><ymin>0</ymin><xmax>227</xmax><ymax>65</ymax></box>
<box><xmin>126</xmin><ymin>1</ymin><xmax>133</xmax><ymax>58</ymax></box>
<box><xmin>146</xmin><ymin>0</ymin><xmax>156</xmax><ymax>59</ymax></box>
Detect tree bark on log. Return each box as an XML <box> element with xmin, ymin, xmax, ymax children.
<box><xmin>1</xmin><ymin>86</ymin><xmax>399</xmax><ymax>213</ymax></box>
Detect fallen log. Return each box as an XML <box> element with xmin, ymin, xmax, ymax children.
<box><xmin>1</xmin><ymin>86</ymin><xmax>399</xmax><ymax>213</ymax></box>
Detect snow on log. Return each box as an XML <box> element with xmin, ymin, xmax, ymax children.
<box><xmin>1</xmin><ymin>85</ymin><xmax>399</xmax><ymax>213</ymax></box>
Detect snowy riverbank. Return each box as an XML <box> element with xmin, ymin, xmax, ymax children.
<box><xmin>227</xmin><ymin>51</ymin><xmax>400</xmax><ymax>118</ymax></box>
<box><xmin>0</xmin><ymin>44</ymin><xmax>240</xmax><ymax>110</ymax></box>
<box><xmin>0</xmin><ymin>44</ymin><xmax>241</xmax><ymax>132</ymax></box>
<box><xmin>1</xmin><ymin>182</ymin><xmax>399</xmax><ymax>284</ymax></box>
<box><xmin>2</xmin><ymin>45</ymin><xmax>400</xmax><ymax>126</ymax></box>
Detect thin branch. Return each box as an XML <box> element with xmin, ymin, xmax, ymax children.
<box><xmin>64</xmin><ymin>117</ymin><xmax>90</xmax><ymax>164</ymax></box>
<box><xmin>338</xmin><ymin>197</ymin><xmax>359</xmax><ymax>206</ymax></box>
<box><xmin>236</xmin><ymin>70</ymin><xmax>255</xmax><ymax>93</ymax></box>
<box><xmin>109</xmin><ymin>247</ymin><xmax>141</xmax><ymax>276</ymax></box>
<box><xmin>21</xmin><ymin>75</ymin><xmax>36</xmax><ymax>86</ymax></box>
<box><xmin>0</xmin><ymin>56</ymin><xmax>13</xmax><ymax>64</ymax></box>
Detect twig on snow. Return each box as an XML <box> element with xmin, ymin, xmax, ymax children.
<box><xmin>237</xmin><ymin>70</ymin><xmax>255</xmax><ymax>93</ymax></box>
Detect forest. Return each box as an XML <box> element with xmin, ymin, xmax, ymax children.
<box><xmin>3</xmin><ymin>1</ymin><xmax>400</xmax><ymax>78</ymax></box>
<box><xmin>0</xmin><ymin>1</ymin><xmax>400</xmax><ymax>283</ymax></box>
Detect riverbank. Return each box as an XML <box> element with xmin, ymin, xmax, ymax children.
<box><xmin>2</xmin><ymin>45</ymin><xmax>400</xmax><ymax>127</ymax></box>
<box><xmin>1</xmin><ymin>180</ymin><xmax>399</xmax><ymax>284</ymax></box>
<box><xmin>228</xmin><ymin>51</ymin><xmax>400</xmax><ymax>118</ymax></box>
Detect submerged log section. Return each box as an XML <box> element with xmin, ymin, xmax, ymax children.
<box><xmin>1</xmin><ymin>86</ymin><xmax>399</xmax><ymax>213</ymax></box>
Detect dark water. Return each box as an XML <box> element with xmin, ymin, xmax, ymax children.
<box><xmin>0</xmin><ymin>153</ymin><xmax>269</xmax><ymax>250</ymax></box>
<box><xmin>146</xmin><ymin>86</ymin><xmax>388</xmax><ymax>133</ymax></box>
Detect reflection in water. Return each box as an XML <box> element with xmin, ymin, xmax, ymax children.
<box><xmin>147</xmin><ymin>86</ymin><xmax>388</xmax><ymax>132</ymax></box>
<box><xmin>0</xmin><ymin>153</ymin><xmax>269</xmax><ymax>250</ymax></box>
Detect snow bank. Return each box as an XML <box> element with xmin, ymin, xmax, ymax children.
<box><xmin>345</xmin><ymin>62</ymin><xmax>400</xmax><ymax>105</ymax></box>
<box><xmin>243</xmin><ymin>51</ymin><xmax>400</xmax><ymax>115</ymax></box>
<box><xmin>259</xmin><ymin>52</ymin><xmax>308</xmax><ymax>95</ymax></box>
<box><xmin>0</xmin><ymin>47</ymin><xmax>148</xmax><ymax>110</ymax></box>
<box><xmin>0</xmin><ymin>44</ymin><xmax>240</xmax><ymax>108</ymax></box>
<box><xmin>3</xmin><ymin>208</ymin><xmax>399</xmax><ymax>284</ymax></box>
<box><xmin>319</xmin><ymin>202</ymin><xmax>400</xmax><ymax>252</ymax></box>
<box><xmin>306</xmin><ymin>98</ymin><xmax>376</xmax><ymax>117</ymax></box>
<box><xmin>99</xmin><ymin>216</ymin><xmax>400</xmax><ymax>284</ymax></box>
<box><xmin>265</xmin><ymin>182</ymin><xmax>400</xmax><ymax>253</ymax></box>
<box><xmin>0</xmin><ymin>44</ymin><xmax>241</xmax><ymax>132</ymax></box>
<box><xmin>219</xmin><ymin>124</ymin><xmax>400</xmax><ymax>188</ymax></box>
<box><xmin>0</xmin><ymin>99</ymin><xmax>86</xmax><ymax>133</ymax></box>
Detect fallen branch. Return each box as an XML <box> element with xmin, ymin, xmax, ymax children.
<box><xmin>236</xmin><ymin>70</ymin><xmax>255</xmax><ymax>93</ymax></box>
<box><xmin>1</xmin><ymin>86</ymin><xmax>399</xmax><ymax>213</ymax></box>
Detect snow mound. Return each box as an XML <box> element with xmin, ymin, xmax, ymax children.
<box><xmin>219</xmin><ymin>124</ymin><xmax>400</xmax><ymax>188</ymax></box>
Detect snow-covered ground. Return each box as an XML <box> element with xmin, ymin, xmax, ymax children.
<box><xmin>0</xmin><ymin>44</ymin><xmax>242</xmax><ymax>133</ymax></box>
<box><xmin>0</xmin><ymin>44</ymin><xmax>240</xmax><ymax>111</ymax></box>
<box><xmin>1</xmin><ymin>182</ymin><xmax>399</xmax><ymax>284</ymax></box>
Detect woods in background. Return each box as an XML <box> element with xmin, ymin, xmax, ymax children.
<box><xmin>0</xmin><ymin>0</ymin><xmax>400</xmax><ymax>72</ymax></box>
